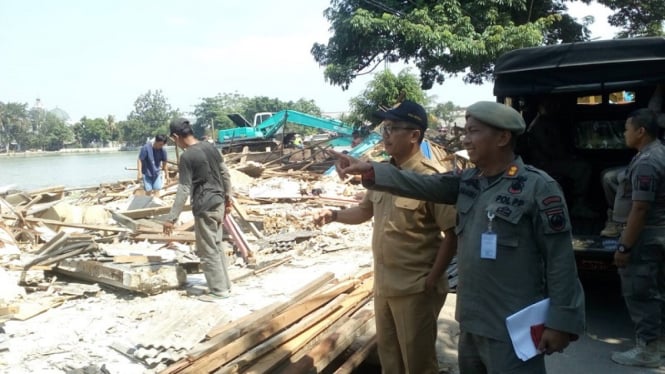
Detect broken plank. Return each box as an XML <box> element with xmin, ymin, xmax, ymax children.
<box><xmin>231</xmin><ymin>197</ymin><xmax>263</xmax><ymax>239</ymax></box>
<box><xmin>0</xmin><ymin>305</ymin><xmax>19</xmax><ymax>317</ymax></box>
<box><xmin>23</xmin><ymin>217</ymin><xmax>130</xmax><ymax>232</ymax></box>
<box><xmin>119</xmin><ymin>204</ymin><xmax>191</xmax><ymax>219</ymax></box>
<box><xmin>182</xmin><ymin>287</ymin><xmax>344</xmax><ymax>374</ymax></box>
<box><xmin>215</xmin><ymin>294</ymin><xmax>348</xmax><ymax>374</ymax></box>
<box><xmin>133</xmin><ymin>232</ymin><xmax>196</xmax><ymax>242</ymax></box>
<box><xmin>36</xmin><ymin>231</ymin><xmax>69</xmax><ymax>256</ymax></box>
<box><xmin>224</xmin><ymin>281</ymin><xmax>374</xmax><ymax>374</ymax></box>
<box><xmin>113</xmin><ymin>255</ymin><xmax>163</xmax><ymax>264</ymax></box>
<box><xmin>12</xmin><ymin>297</ymin><xmax>70</xmax><ymax>321</ymax></box>
<box><xmin>284</xmin><ymin>308</ymin><xmax>374</xmax><ymax>374</ymax></box>
<box><xmin>54</xmin><ymin>259</ymin><xmax>186</xmax><ymax>295</ymax></box>
<box><xmin>333</xmin><ymin>335</ymin><xmax>377</xmax><ymax>374</ymax></box>
<box><xmin>203</xmin><ymin>272</ymin><xmax>335</xmax><ymax>341</ymax></box>
<box><xmin>110</xmin><ymin>210</ymin><xmax>140</xmax><ymax>231</ymax></box>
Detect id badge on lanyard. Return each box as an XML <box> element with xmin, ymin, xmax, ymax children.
<box><xmin>481</xmin><ymin>210</ymin><xmax>497</xmax><ymax>260</ymax></box>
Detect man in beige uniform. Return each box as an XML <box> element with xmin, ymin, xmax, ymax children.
<box><xmin>314</xmin><ymin>101</ymin><xmax>457</xmax><ymax>374</ymax></box>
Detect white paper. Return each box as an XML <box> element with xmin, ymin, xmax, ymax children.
<box><xmin>505</xmin><ymin>298</ymin><xmax>550</xmax><ymax>361</ymax></box>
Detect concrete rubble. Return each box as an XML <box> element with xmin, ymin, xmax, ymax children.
<box><xmin>0</xmin><ymin>142</ymin><xmax>461</xmax><ymax>374</ymax></box>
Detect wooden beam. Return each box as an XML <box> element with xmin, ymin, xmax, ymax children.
<box><xmin>118</xmin><ymin>204</ymin><xmax>190</xmax><ymax>219</ymax></box>
<box><xmin>53</xmin><ymin>259</ymin><xmax>186</xmax><ymax>294</ymax></box>
<box><xmin>113</xmin><ymin>255</ymin><xmax>163</xmax><ymax>264</ymax></box>
<box><xmin>132</xmin><ymin>232</ymin><xmax>196</xmax><ymax>242</ymax></box>
<box><xmin>231</xmin><ymin>196</ymin><xmax>263</xmax><ymax>239</ymax></box>
<box><xmin>215</xmin><ymin>295</ymin><xmax>348</xmax><ymax>374</ymax></box>
<box><xmin>202</xmin><ymin>272</ymin><xmax>334</xmax><ymax>341</ymax></box>
<box><xmin>282</xmin><ymin>308</ymin><xmax>374</xmax><ymax>374</ymax></box>
<box><xmin>181</xmin><ymin>285</ymin><xmax>345</xmax><ymax>373</ymax></box>
<box><xmin>23</xmin><ymin>217</ymin><xmax>130</xmax><ymax>232</ymax></box>
<box><xmin>332</xmin><ymin>335</ymin><xmax>377</xmax><ymax>374</ymax></box>
<box><xmin>232</xmin><ymin>284</ymin><xmax>373</xmax><ymax>374</ymax></box>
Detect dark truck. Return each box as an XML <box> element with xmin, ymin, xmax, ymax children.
<box><xmin>492</xmin><ymin>37</ymin><xmax>665</xmax><ymax>275</ymax></box>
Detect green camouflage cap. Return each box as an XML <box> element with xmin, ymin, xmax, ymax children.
<box><xmin>466</xmin><ymin>101</ymin><xmax>526</xmax><ymax>135</ymax></box>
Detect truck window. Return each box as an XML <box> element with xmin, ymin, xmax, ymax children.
<box><xmin>577</xmin><ymin>95</ymin><xmax>602</xmax><ymax>105</ymax></box>
<box><xmin>609</xmin><ymin>90</ymin><xmax>636</xmax><ymax>104</ymax></box>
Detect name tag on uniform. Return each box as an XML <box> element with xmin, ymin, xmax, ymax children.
<box><xmin>481</xmin><ymin>232</ymin><xmax>497</xmax><ymax>260</ymax></box>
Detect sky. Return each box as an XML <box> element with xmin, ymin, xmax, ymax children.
<box><xmin>0</xmin><ymin>1</ymin><xmax>620</xmax><ymax>122</ymax></box>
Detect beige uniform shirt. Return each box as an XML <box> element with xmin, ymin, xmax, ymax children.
<box><xmin>359</xmin><ymin>152</ymin><xmax>456</xmax><ymax>297</ymax></box>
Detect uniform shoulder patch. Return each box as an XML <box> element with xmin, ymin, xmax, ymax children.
<box><xmin>545</xmin><ymin>208</ymin><xmax>567</xmax><ymax>232</ymax></box>
<box><xmin>541</xmin><ymin>195</ymin><xmax>562</xmax><ymax>206</ymax></box>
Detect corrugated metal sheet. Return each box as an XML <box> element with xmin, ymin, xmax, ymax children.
<box><xmin>112</xmin><ymin>302</ymin><xmax>228</xmax><ymax>368</ymax></box>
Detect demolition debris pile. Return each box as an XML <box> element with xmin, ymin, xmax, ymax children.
<box><xmin>0</xmin><ymin>142</ymin><xmax>460</xmax><ymax>374</ymax></box>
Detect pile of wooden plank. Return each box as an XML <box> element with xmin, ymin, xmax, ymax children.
<box><xmin>161</xmin><ymin>271</ymin><xmax>378</xmax><ymax>374</ymax></box>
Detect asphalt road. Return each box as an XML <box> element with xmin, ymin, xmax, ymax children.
<box><xmin>546</xmin><ymin>273</ymin><xmax>665</xmax><ymax>374</ymax></box>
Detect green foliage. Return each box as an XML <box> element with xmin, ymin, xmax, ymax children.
<box><xmin>126</xmin><ymin>90</ymin><xmax>180</xmax><ymax>145</ymax></box>
<box><xmin>287</xmin><ymin>98</ymin><xmax>322</xmax><ymax>116</ymax></box>
<box><xmin>346</xmin><ymin>69</ymin><xmax>428</xmax><ymax>126</ymax></box>
<box><xmin>432</xmin><ymin>101</ymin><xmax>463</xmax><ymax>126</ymax></box>
<box><xmin>192</xmin><ymin>92</ymin><xmax>247</xmax><ymax>138</ymax></box>
<box><xmin>596</xmin><ymin>0</ymin><xmax>665</xmax><ymax>37</ymax></box>
<box><xmin>0</xmin><ymin>101</ymin><xmax>30</xmax><ymax>151</ymax></box>
<box><xmin>116</xmin><ymin>119</ymin><xmax>148</xmax><ymax>146</ymax></box>
<box><xmin>38</xmin><ymin>113</ymin><xmax>74</xmax><ymax>151</ymax></box>
<box><xmin>312</xmin><ymin>0</ymin><xmax>588</xmax><ymax>89</ymax></box>
<box><xmin>193</xmin><ymin>93</ymin><xmax>324</xmax><ymax>140</ymax></box>
<box><xmin>74</xmin><ymin>117</ymin><xmax>111</xmax><ymax>147</ymax></box>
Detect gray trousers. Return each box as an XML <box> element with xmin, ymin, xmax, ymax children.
<box><xmin>601</xmin><ymin>166</ymin><xmax>627</xmax><ymax>207</ymax></box>
<box><xmin>194</xmin><ymin>204</ymin><xmax>231</xmax><ymax>294</ymax></box>
<box><xmin>458</xmin><ymin>331</ymin><xmax>546</xmax><ymax>374</ymax></box>
<box><xmin>618</xmin><ymin>228</ymin><xmax>665</xmax><ymax>343</ymax></box>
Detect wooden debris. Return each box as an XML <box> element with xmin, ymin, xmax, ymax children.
<box><xmin>113</xmin><ymin>255</ymin><xmax>163</xmax><ymax>264</ymax></box>
<box><xmin>119</xmin><ymin>205</ymin><xmax>190</xmax><ymax>220</ymax></box>
<box><xmin>12</xmin><ymin>296</ymin><xmax>72</xmax><ymax>321</ymax></box>
<box><xmin>160</xmin><ymin>272</ymin><xmax>376</xmax><ymax>374</ymax></box>
<box><xmin>54</xmin><ymin>259</ymin><xmax>186</xmax><ymax>295</ymax></box>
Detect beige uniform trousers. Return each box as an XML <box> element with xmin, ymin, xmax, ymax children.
<box><xmin>374</xmin><ymin>288</ymin><xmax>446</xmax><ymax>374</ymax></box>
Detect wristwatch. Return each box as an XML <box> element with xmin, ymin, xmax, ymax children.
<box><xmin>617</xmin><ymin>244</ymin><xmax>632</xmax><ymax>254</ymax></box>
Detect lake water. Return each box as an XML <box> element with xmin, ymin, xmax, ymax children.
<box><xmin>0</xmin><ymin>151</ymin><xmax>147</xmax><ymax>191</ymax></box>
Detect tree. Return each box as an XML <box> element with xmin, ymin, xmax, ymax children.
<box><xmin>596</xmin><ymin>0</ymin><xmax>665</xmax><ymax>37</ymax></box>
<box><xmin>346</xmin><ymin>68</ymin><xmax>428</xmax><ymax>127</ymax></box>
<box><xmin>39</xmin><ymin>113</ymin><xmax>74</xmax><ymax>151</ymax></box>
<box><xmin>0</xmin><ymin>102</ymin><xmax>30</xmax><ymax>152</ymax></box>
<box><xmin>312</xmin><ymin>0</ymin><xmax>584</xmax><ymax>89</ymax></box>
<box><xmin>192</xmin><ymin>92</ymin><xmax>247</xmax><ymax>139</ymax></box>
<box><xmin>107</xmin><ymin>115</ymin><xmax>120</xmax><ymax>143</ymax></box>
<box><xmin>74</xmin><ymin>117</ymin><xmax>111</xmax><ymax>147</ymax></box>
<box><xmin>126</xmin><ymin>90</ymin><xmax>180</xmax><ymax>144</ymax></box>
<box><xmin>241</xmin><ymin>96</ymin><xmax>286</xmax><ymax>122</ymax></box>
<box><xmin>432</xmin><ymin>101</ymin><xmax>462</xmax><ymax>127</ymax></box>
<box><xmin>116</xmin><ymin>119</ymin><xmax>149</xmax><ymax>146</ymax></box>
<box><xmin>286</xmin><ymin>98</ymin><xmax>322</xmax><ymax>116</ymax></box>
<box><xmin>193</xmin><ymin>94</ymin><xmax>324</xmax><ymax>140</ymax></box>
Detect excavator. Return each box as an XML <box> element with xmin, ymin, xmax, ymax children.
<box><xmin>217</xmin><ymin>110</ymin><xmax>359</xmax><ymax>151</ymax></box>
